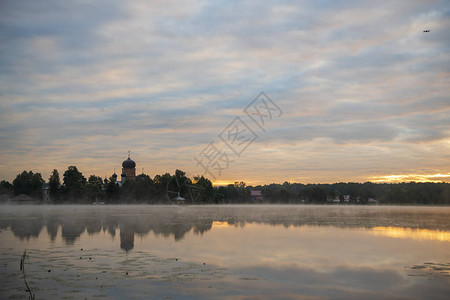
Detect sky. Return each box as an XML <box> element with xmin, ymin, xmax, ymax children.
<box><xmin>0</xmin><ymin>0</ymin><xmax>449</xmax><ymax>185</ymax></box>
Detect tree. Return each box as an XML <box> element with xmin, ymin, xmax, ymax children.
<box><xmin>84</xmin><ymin>183</ymin><xmax>102</xmax><ymax>202</ymax></box>
<box><xmin>234</xmin><ymin>181</ymin><xmax>246</xmax><ymax>188</ymax></box>
<box><xmin>105</xmin><ymin>179</ymin><xmax>121</xmax><ymax>203</ymax></box>
<box><xmin>0</xmin><ymin>180</ymin><xmax>13</xmax><ymax>201</ymax></box>
<box><xmin>134</xmin><ymin>174</ymin><xmax>153</xmax><ymax>202</ymax></box>
<box><xmin>301</xmin><ymin>185</ymin><xmax>327</xmax><ymax>203</ymax></box>
<box><xmin>120</xmin><ymin>174</ymin><xmax>154</xmax><ymax>203</ymax></box>
<box><xmin>217</xmin><ymin>182</ymin><xmax>250</xmax><ymax>203</ymax></box>
<box><xmin>225</xmin><ymin>184</ymin><xmax>238</xmax><ymax>202</ymax></box>
<box><xmin>88</xmin><ymin>175</ymin><xmax>103</xmax><ymax>186</ymax></box>
<box><xmin>153</xmin><ymin>172</ymin><xmax>172</xmax><ymax>202</ymax></box>
<box><xmin>62</xmin><ymin>166</ymin><xmax>86</xmax><ymax>201</ymax></box>
<box><xmin>12</xmin><ymin>171</ymin><xmax>44</xmax><ymax>198</ymax></box>
<box><xmin>84</xmin><ymin>175</ymin><xmax>104</xmax><ymax>202</ymax></box>
<box><xmin>48</xmin><ymin>169</ymin><xmax>61</xmax><ymax>201</ymax></box>
<box><xmin>193</xmin><ymin>175</ymin><xmax>214</xmax><ymax>203</ymax></box>
<box><xmin>277</xmin><ymin>189</ymin><xmax>293</xmax><ymax>203</ymax></box>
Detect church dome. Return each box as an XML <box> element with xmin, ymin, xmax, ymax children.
<box><xmin>122</xmin><ymin>158</ymin><xmax>136</xmax><ymax>169</ymax></box>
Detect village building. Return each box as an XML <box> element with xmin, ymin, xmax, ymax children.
<box><xmin>251</xmin><ymin>190</ymin><xmax>263</xmax><ymax>202</ymax></box>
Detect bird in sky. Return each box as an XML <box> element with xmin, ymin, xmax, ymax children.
<box><xmin>423</xmin><ymin>30</ymin><xmax>430</xmax><ymax>33</ymax></box>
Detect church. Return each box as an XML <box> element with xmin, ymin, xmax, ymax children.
<box><xmin>121</xmin><ymin>152</ymin><xmax>136</xmax><ymax>183</ymax></box>
<box><xmin>110</xmin><ymin>152</ymin><xmax>137</xmax><ymax>186</ymax></box>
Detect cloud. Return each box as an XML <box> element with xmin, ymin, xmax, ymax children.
<box><xmin>0</xmin><ymin>0</ymin><xmax>449</xmax><ymax>183</ymax></box>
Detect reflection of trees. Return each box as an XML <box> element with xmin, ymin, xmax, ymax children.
<box><xmin>1</xmin><ymin>208</ymin><xmax>218</xmax><ymax>247</ymax></box>
<box><xmin>61</xmin><ymin>219</ymin><xmax>85</xmax><ymax>245</ymax></box>
<box><xmin>9</xmin><ymin>217</ymin><xmax>44</xmax><ymax>240</ymax></box>
<box><xmin>193</xmin><ymin>222</ymin><xmax>212</xmax><ymax>235</ymax></box>
<box><xmin>86</xmin><ymin>218</ymin><xmax>102</xmax><ymax>235</ymax></box>
<box><xmin>46</xmin><ymin>215</ymin><xmax>59</xmax><ymax>242</ymax></box>
<box><xmin>1</xmin><ymin>206</ymin><xmax>449</xmax><ymax>250</ymax></box>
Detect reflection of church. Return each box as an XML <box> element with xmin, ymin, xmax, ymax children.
<box><xmin>120</xmin><ymin>225</ymin><xmax>135</xmax><ymax>252</ymax></box>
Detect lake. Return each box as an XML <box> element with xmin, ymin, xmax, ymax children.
<box><xmin>0</xmin><ymin>205</ymin><xmax>449</xmax><ymax>299</ymax></box>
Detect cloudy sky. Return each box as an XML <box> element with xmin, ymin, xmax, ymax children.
<box><xmin>1</xmin><ymin>0</ymin><xmax>449</xmax><ymax>185</ymax></box>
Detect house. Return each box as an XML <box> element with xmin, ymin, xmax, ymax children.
<box><xmin>327</xmin><ymin>196</ymin><xmax>340</xmax><ymax>203</ymax></box>
<box><xmin>367</xmin><ymin>198</ymin><xmax>378</xmax><ymax>204</ymax></box>
<box><xmin>251</xmin><ymin>190</ymin><xmax>263</xmax><ymax>202</ymax></box>
<box><xmin>11</xmin><ymin>194</ymin><xmax>39</xmax><ymax>204</ymax></box>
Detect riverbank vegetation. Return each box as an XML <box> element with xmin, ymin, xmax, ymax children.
<box><xmin>1</xmin><ymin>167</ymin><xmax>449</xmax><ymax>205</ymax></box>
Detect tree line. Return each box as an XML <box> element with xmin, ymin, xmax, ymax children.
<box><xmin>0</xmin><ymin>167</ymin><xmax>449</xmax><ymax>205</ymax></box>
<box><xmin>0</xmin><ymin>167</ymin><xmax>216</xmax><ymax>204</ymax></box>
<box><xmin>253</xmin><ymin>181</ymin><xmax>450</xmax><ymax>205</ymax></box>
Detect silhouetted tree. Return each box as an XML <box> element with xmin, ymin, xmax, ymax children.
<box><xmin>48</xmin><ymin>169</ymin><xmax>61</xmax><ymax>201</ymax></box>
<box><xmin>153</xmin><ymin>173</ymin><xmax>172</xmax><ymax>202</ymax></box>
<box><xmin>84</xmin><ymin>175</ymin><xmax>104</xmax><ymax>202</ymax></box>
<box><xmin>119</xmin><ymin>174</ymin><xmax>154</xmax><ymax>203</ymax></box>
<box><xmin>12</xmin><ymin>170</ymin><xmax>44</xmax><ymax>198</ymax></box>
<box><xmin>88</xmin><ymin>175</ymin><xmax>103</xmax><ymax>186</ymax></box>
<box><xmin>62</xmin><ymin>166</ymin><xmax>86</xmax><ymax>201</ymax></box>
<box><xmin>193</xmin><ymin>175</ymin><xmax>214</xmax><ymax>203</ymax></box>
<box><xmin>5</xmin><ymin>166</ymin><xmax>450</xmax><ymax>205</ymax></box>
<box><xmin>301</xmin><ymin>185</ymin><xmax>327</xmax><ymax>203</ymax></box>
<box><xmin>105</xmin><ymin>178</ymin><xmax>121</xmax><ymax>203</ymax></box>
<box><xmin>134</xmin><ymin>174</ymin><xmax>154</xmax><ymax>202</ymax></box>
<box><xmin>0</xmin><ymin>180</ymin><xmax>13</xmax><ymax>201</ymax></box>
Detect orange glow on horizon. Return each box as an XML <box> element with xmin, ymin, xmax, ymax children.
<box><xmin>212</xmin><ymin>180</ymin><xmax>236</xmax><ymax>186</ymax></box>
<box><xmin>368</xmin><ymin>173</ymin><xmax>450</xmax><ymax>183</ymax></box>
<box><xmin>211</xmin><ymin>173</ymin><xmax>450</xmax><ymax>186</ymax></box>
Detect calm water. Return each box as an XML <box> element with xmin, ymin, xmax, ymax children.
<box><xmin>0</xmin><ymin>205</ymin><xmax>449</xmax><ymax>300</ymax></box>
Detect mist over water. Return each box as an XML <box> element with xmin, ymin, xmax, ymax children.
<box><xmin>1</xmin><ymin>205</ymin><xmax>449</xmax><ymax>299</ymax></box>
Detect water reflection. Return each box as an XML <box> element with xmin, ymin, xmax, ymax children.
<box><xmin>372</xmin><ymin>226</ymin><xmax>450</xmax><ymax>242</ymax></box>
<box><xmin>120</xmin><ymin>225</ymin><xmax>134</xmax><ymax>251</ymax></box>
<box><xmin>1</xmin><ymin>205</ymin><xmax>449</xmax><ymax>300</ymax></box>
<box><xmin>0</xmin><ymin>205</ymin><xmax>449</xmax><ymax>252</ymax></box>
